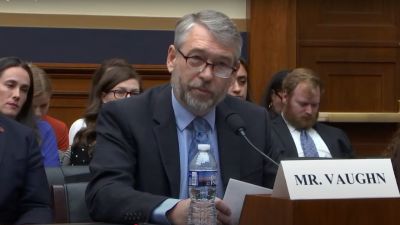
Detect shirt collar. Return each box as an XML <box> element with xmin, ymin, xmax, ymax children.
<box><xmin>282</xmin><ymin>112</ymin><xmax>316</xmax><ymax>134</ymax></box>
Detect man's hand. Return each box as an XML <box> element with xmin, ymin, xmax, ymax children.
<box><xmin>167</xmin><ymin>198</ymin><xmax>232</xmax><ymax>225</ymax></box>
<box><xmin>216</xmin><ymin>198</ymin><xmax>232</xmax><ymax>225</ymax></box>
<box><xmin>166</xmin><ymin>199</ymin><xmax>190</xmax><ymax>225</ymax></box>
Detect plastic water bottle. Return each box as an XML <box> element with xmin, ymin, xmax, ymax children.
<box><xmin>187</xmin><ymin>143</ymin><xmax>217</xmax><ymax>225</ymax></box>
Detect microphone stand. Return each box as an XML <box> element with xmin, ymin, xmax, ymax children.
<box><xmin>237</xmin><ymin>128</ymin><xmax>280</xmax><ymax>167</ymax></box>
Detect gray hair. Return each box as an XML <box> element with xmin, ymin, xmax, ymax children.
<box><xmin>174</xmin><ymin>10</ymin><xmax>242</xmax><ymax>60</ymax></box>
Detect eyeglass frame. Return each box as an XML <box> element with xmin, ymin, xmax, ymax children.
<box><xmin>176</xmin><ymin>48</ymin><xmax>239</xmax><ymax>79</ymax></box>
<box><xmin>108</xmin><ymin>89</ymin><xmax>140</xmax><ymax>99</ymax></box>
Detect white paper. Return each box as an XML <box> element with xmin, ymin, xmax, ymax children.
<box><xmin>223</xmin><ymin>178</ymin><xmax>272</xmax><ymax>225</ymax></box>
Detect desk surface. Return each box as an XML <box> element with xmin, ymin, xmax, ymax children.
<box><xmin>318</xmin><ymin>112</ymin><xmax>400</xmax><ymax>123</ymax></box>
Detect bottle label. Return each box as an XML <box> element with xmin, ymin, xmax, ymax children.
<box><xmin>188</xmin><ymin>170</ymin><xmax>217</xmax><ymax>187</ymax></box>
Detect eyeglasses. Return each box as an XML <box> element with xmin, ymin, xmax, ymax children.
<box><xmin>176</xmin><ymin>48</ymin><xmax>238</xmax><ymax>78</ymax></box>
<box><xmin>109</xmin><ymin>89</ymin><xmax>140</xmax><ymax>99</ymax></box>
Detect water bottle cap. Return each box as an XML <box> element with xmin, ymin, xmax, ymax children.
<box><xmin>197</xmin><ymin>144</ymin><xmax>210</xmax><ymax>151</ymax></box>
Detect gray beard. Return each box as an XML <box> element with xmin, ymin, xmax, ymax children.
<box><xmin>171</xmin><ymin>74</ymin><xmax>227</xmax><ymax>116</ymax></box>
<box><xmin>182</xmin><ymin>89</ymin><xmax>216</xmax><ymax>115</ymax></box>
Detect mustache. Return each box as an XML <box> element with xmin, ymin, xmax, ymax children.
<box><xmin>189</xmin><ymin>79</ymin><xmax>210</xmax><ymax>89</ymax></box>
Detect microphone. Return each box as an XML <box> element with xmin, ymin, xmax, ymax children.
<box><xmin>226</xmin><ymin>113</ymin><xmax>280</xmax><ymax>167</ymax></box>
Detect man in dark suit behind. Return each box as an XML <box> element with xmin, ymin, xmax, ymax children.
<box><xmin>0</xmin><ymin>114</ymin><xmax>52</xmax><ymax>224</ymax></box>
<box><xmin>271</xmin><ymin>68</ymin><xmax>353</xmax><ymax>160</ymax></box>
<box><xmin>86</xmin><ymin>9</ymin><xmax>278</xmax><ymax>225</ymax></box>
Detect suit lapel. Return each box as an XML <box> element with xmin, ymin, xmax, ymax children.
<box><xmin>272</xmin><ymin>116</ymin><xmax>298</xmax><ymax>158</ymax></box>
<box><xmin>0</xmin><ymin>118</ymin><xmax>6</xmax><ymax>165</ymax></box>
<box><xmin>215</xmin><ymin>102</ymin><xmax>241</xmax><ymax>190</ymax></box>
<box><xmin>152</xmin><ymin>86</ymin><xmax>181</xmax><ymax>197</ymax></box>
<box><xmin>314</xmin><ymin>124</ymin><xmax>338</xmax><ymax>157</ymax></box>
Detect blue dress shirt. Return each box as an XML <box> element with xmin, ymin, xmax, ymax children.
<box><xmin>151</xmin><ymin>91</ymin><xmax>223</xmax><ymax>224</ymax></box>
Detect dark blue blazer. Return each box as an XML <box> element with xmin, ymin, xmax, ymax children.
<box><xmin>0</xmin><ymin>115</ymin><xmax>52</xmax><ymax>224</ymax></box>
<box><xmin>86</xmin><ymin>84</ymin><xmax>279</xmax><ymax>224</ymax></box>
<box><xmin>271</xmin><ymin>115</ymin><xmax>354</xmax><ymax>161</ymax></box>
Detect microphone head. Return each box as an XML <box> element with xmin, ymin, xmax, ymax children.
<box><xmin>225</xmin><ymin>113</ymin><xmax>246</xmax><ymax>135</ymax></box>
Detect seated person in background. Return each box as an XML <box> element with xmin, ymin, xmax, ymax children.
<box><xmin>31</xmin><ymin>64</ymin><xmax>69</xmax><ymax>152</ymax></box>
<box><xmin>0</xmin><ymin>57</ymin><xmax>59</xmax><ymax>167</ymax></box>
<box><xmin>271</xmin><ymin>68</ymin><xmax>353</xmax><ymax>160</ymax></box>
<box><xmin>68</xmin><ymin>58</ymin><xmax>136</xmax><ymax>146</ymax></box>
<box><xmin>85</xmin><ymin>10</ymin><xmax>278</xmax><ymax>225</ymax></box>
<box><xmin>387</xmin><ymin>128</ymin><xmax>400</xmax><ymax>189</ymax></box>
<box><xmin>0</xmin><ymin>113</ymin><xmax>52</xmax><ymax>224</ymax></box>
<box><xmin>261</xmin><ymin>69</ymin><xmax>290</xmax><ymax>119</ymax></box>
<box><xmin>64</xmin><ymin>63</ymin><xmax>142</xmax><ymax>165</ymax></box>
<box><xmin>227</xmin><ymin>58</ymin><xmax>250</xmax><ymax>101</ymax></box>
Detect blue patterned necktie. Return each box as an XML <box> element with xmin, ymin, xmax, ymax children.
<box><xmin>300</xmin><ymin>130</ymin><xmax>319</xmax><ymax>157</ymax></box>
<box><xmin>188</xmin><ymin>117</ymin><xmax>211</xmax><ymax>163</ymax></box>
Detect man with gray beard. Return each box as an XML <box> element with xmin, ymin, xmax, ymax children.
<box><xmin>271</xmin><ymin>68</ymin><xmax>353</xmax><ymax>160</ymax></box>
<box><xmin>86</xmin><ymin>10</ymin><xmax>278</xmax><ymax>225</ymax></box>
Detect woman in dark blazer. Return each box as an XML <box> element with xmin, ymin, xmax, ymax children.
<box><xmin>0</xmin><ymin>113</ymin><xmax>52</xmax><ymax>224</ymax></box>
<box><xmin>0</xmin><ymin>57</ymin><xmax>59</xmax><ymax>167</ymax></box>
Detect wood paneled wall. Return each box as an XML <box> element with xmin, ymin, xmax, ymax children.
<box><xmin>297</xmin><ymin>0</ymin><xmax>400</xmax><ymax>112</ymax></box>
<box><xmin>247</xmin><ymin>0</ymin><xmax>400</xmax><ymax>157</ymax></box>
<box><xmin>37</xmin><ymin>63</ymin><xmax>170</xmax><ymax>127</ymax></box>
<box><xmin>247</xmin><ymin>0</ymin><xmax>400</xmax><ymax>110</ymax></box>
<box><xmin>246</xmin><ymin>0</ymin><xmax>297</xmax><ymax>104</ymax></box>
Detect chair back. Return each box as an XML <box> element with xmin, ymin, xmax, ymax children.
<box><xmin>65</xmin><ymin>182</ymin><xmax>91</xmax><ymax>222</ymax></box>
<box><xmin>45</xmin><ymin>166</ymin><xmax>92</xmax><ymax>223</ymax></box>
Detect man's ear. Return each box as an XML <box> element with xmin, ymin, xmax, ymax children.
<box><xmin>166</xmin><ymin>45</ymin><xmax>177</xmax><ymax>73</ymax></box>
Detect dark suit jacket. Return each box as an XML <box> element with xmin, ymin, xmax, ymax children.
<box><xmin>271</xmin><ymin>115</ymin><xmax>354</xmax><ymax>160</ymax></box>
<box><xmin>86</xmin><ymin>84</ymin><xmax>279</xmax><ymax>224</ymax></box>
<box><xmin>0</xmin><ymin>115</ymin><xmax>52</xmax><ymax>224</ymax></box>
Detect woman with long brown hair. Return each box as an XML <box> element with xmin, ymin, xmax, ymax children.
<box><xmin>0</xmin><ymin>57</ymin><xmax>59</xmax><ymax>167</ymax></box>
<box><xmin>65</xmin><ymin>59</ymin><xmax>142</xmax><ymax>165</ymax></box>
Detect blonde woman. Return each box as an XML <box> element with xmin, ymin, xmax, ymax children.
<box><xmin>31</xmin><ymin>64</ymin><xmax>69</xmax><ymax>152</ymax></box>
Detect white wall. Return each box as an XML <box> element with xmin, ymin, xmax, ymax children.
<box><xmin>0</xmin><ymin>0</ymin><xmax>246</xmax><ymax>18</ymax></box>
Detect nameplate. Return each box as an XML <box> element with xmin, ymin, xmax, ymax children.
<box><xmin>272</xmin><ymin>159</ymin><xmax>399</xmax><ymax>199</ymax></box>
